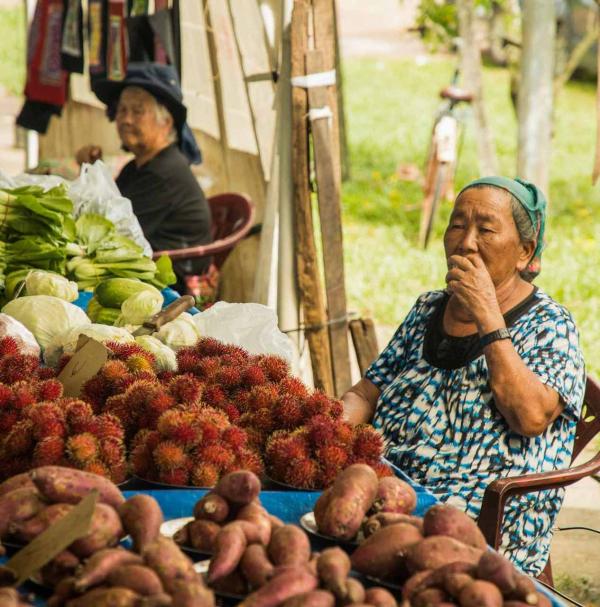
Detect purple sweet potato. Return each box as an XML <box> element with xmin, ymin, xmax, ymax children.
<box><xmin>423</xmin><ymin>505</ymin><xmax>487</xmax><ymax>550</ymax></box>
<box><xmin>364</xmin><ymin>587</ymin><xmax>397</xmax><ymax>607</ymax></box>
<box><xmin>193</xmin><ymin>492</ymin><xmax>230</xmax><ymax>523</ymax></box>
<box><xmin>0</xmin><ymin>473</ymin><xmax>35</xmax><ymax>497</ymax></box>
<box><xmin>316</xmin><ymin>547</ymin><xmax>351</xmax><ymax>598</ymax></box>
<box><xmin>0</xmin><ymin>486</ymin><xmax>46</xmax><ymax>537</ymax></box>
<box><xmin>240</xmin><ymin>544</ymin><xmax>275</xmax><ymax>589</ymax></box>
<box><xmin>142</xmin><ymin>536</ymin><xmax>202</xmax><ymax>594</ymax></box>
<box><xmin>74</xmin><ymin>548</ymin><xmax>143</xmax><ymax>592</ymax></box>
<box><xmin>314</xmin><ymin>464</ymin><xmax>379</xmax><ymax>541</ymax></box>
<box><xmin>65</xmin><ymin>587</ymin><xmax>140</xmax><ymax>606</ymax></box>
<box><xmin>281</xmin><ymin>590</ymin><xmax>335</xmax><ymax>607</ymax></box>
<box><xmin>406</xmin><ymin>536</ymin><xmax>483</xmax><ymax>573</ymax></box>
<box><xmin>372</xmin><ymin>477</ymin><xmax>417</xmax><ymax>514</ymax></box>
<box><xmin>238</xmin><ymin>566</ymin><xmax>318</xmax><ymax>607</ymax></box>
<box><xmin>118</xmin><ymin>494</ymin><xmax>163</xmax><ymax>552</ymax></box>
<box><xmin>476</xmin><ymin>552</ymin><xmax>517</xmax><ymax>594</ymax></box>
<box><xmin>236</xmin><ymin>502</ymin><xmax>272</xmax><ymax>545</ymax></box>
<box><xmin>214</xmin><ymin>470</ymin><xmax>261</xmax><ymax>505</ymax></box>
<box><xmin>70</xmin><ymin>503</ymin><xmax>124</xmax><ymax>557</ymax></box>
<box><xmin>11</xmin><ymin>503</ymin><xmax>73</xmax><ymax>542</ymax></box>
<box><xmin>363</xmin><ymin>512</ymin><xmax>424</xmax><ymax>537</ymax></box>
<box><xmin>31</xmin><ymin>466</ymin><xmax>124</xmax><ymax>509</ymax></box>
<box><xmin>350</xmin><ymin>522</ymin><xmax>422</xmax><ymax>580</ymax></box>
<box><xmin>458</xmin><ymin>580</ymin><xmax>503</xmax><ymax>607</ymax></box>
<box><xmin>107</xmin><ymin>564</ymin><xmax>164</xmax><ymax>596</ymax></box>
<box><xmin>268</xmin><ymin>524</ymin><xmax>311</xmax><ymax>566</ymax></box>
<box><xmin>208</xmin><ymin>522</ymin><xmax>248</xmax><ymax>583</ymax></box>
<box><xmin>507</xmin><ymin>575</ymin><xmax>539</xmax><ymax>606</ymax></box>
<box><xmin>188</xmin><ymin>519</ymin><xmax>221</xmax><ymax>552</ymax></box>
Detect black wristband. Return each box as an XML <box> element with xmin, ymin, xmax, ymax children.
<box><xmin>480</xmin><ymin>327</ymin><xmax>511</xmax><ymax>348</ymax></box>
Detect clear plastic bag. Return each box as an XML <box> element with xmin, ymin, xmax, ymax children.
<box><xmin>193</xmin><ymin>301</ymin><xmax>294</xmax><ymax>363</ymax></box>
<box><xmin>68</xmin><ymin>160</ymin><xmax>153</xmax><ymax>257</ymax></box>
<box><xmin>0</xmin><ymin>170</ymin><xmax>68</xmax><ymax>190</ymax></box>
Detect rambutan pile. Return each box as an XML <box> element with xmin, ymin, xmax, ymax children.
<box><xmin>129</xmin><ymin>404</ymin><xmax>263</xmax><ymax>487</ymax></box>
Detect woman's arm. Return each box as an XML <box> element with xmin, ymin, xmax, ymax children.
<box><xmin>342</xmin><ymin>378</ymin><xmax>381</xmax><ymax>426</ymax></box>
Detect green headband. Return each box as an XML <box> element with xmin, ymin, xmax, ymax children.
<box><xmin>458</xmin><ymin>175</ymin><xmax>547</xmax><ymax>264</ymax></box>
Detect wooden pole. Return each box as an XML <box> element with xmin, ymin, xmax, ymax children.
<box><xmin>306</xmin><ymin>49</ymin><xmax>352</xmax><ymax>396</ymax></box>
<box><xmin>349</xmin><ymin>319</ymin><xmax>379</xmax><ymax>376</ymax></box>
<box><xmin>290</xmin><ymin>0</ymin><xmax>334</xmax><ymax>394</ymax></box>
<box><xmin>332</xmin><ymin>0</ymin><xmax>350</xmax><ymax>181</ymax></box>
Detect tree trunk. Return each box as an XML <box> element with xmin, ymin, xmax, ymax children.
<box><xmin>517</xmin><ymin>0</ymin><xmax>556</xmax><ymax>196</ymax></box>
<box><xmin>456</xmin><ymin>0</ymin><xmax>498</xmax><ymax>176</ymax></box>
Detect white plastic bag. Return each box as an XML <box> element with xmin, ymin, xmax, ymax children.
<box><xmin>0</xmin><ymin>170</ymin><xmax>68</xmax><ymax>190</ymax></box>
<box><xmin>192</xmin><ymin>302</ymin><xmax>294</xmax><ymax>364</ymax></box>
<box><xmin>69</xmin><ymin>161</ymin><xmax>152</xmax><ymax>257</ymax></box>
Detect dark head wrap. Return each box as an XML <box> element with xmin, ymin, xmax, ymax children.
<box><xmin>458</xmin><ymin>176</ymin><xmax>547</xmax><ymax>279</ymax></box>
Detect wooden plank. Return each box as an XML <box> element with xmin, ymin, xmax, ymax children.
<box><xmin>291</xmin><ymin>0</ymin><xmax>333</xmax><ymax>395</ymax></box>
<box><xmin>306</xmin><ymin>49</ymin><xmax>351</xmax><ymax>396</ymax></box>
<box><xmin>332</xmin><ymin>1</ymin><xmax>350</xmax><ymax>181</ymax></box>
<box><xmin>349</xmin><ymin>318</ymin><xmax>380</xmax><ymax>376</ymax></box>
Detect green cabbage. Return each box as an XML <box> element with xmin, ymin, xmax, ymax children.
<box><xmin>118</xmin><ymin>290</ymin><xmax>163</xmax><ymax>325</ymax></box>
<box><xmin>134</xmin><ymin>335</ymin><xmax>178</xmax><ymax>371</ymax></box>
<box><xmin>153</xmin><ymin>313</ymin><xmax>201</xmax><ymax>350</ymax></box>
<box><xmin>25</xmin><ymin>270</ymin><xmax>78</xmax><ymax>302</ymax></box>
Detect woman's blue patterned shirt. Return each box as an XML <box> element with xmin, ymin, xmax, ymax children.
<box><xmin>366</xmin><ymin>289</ymin><xmax>585</xmax><ymax>576</ymax></box>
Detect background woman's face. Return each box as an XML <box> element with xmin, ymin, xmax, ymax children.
<box><xmin>443</xmin><ymin>187</ymin><xmax>531</xmax><ymax>287</ymax></box>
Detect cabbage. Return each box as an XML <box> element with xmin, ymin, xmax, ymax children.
<box><xmin>44</xmin><ymin>323</ymin><xmax>134</xmax><ymax>367</ymax></box>
<box><xmin>153</xmin><ymin>313</ymin><xmax>201</xmax><ymax>350</ymax></box>
<box><xmin>25</xmin><ymin>270</ymin><xmax>79</xmax><ymax>302</ymax></box>
<box><xmin>2</xmin><ymin>296</ymin><xmax>90</xmax><ymax>350</ymax></box>
<box><xmin>118</xmin><ymin>290</ymin><xmax>163</xmax><ymax>325</ymax></box>
<box><xmin>0</xmin><ymin>313</ymin><xmax>41</xmax><ymax>358</ymax></box>
<box><xmin>134</xmin><ymin>335</ymin><xmax>178</xmax><ymax>371</ymax></box>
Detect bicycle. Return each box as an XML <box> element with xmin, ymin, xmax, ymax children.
<box><xmin>419</xmin><ymin>72</ymin><xmax>473</xmax><ymax>248</ymax></box>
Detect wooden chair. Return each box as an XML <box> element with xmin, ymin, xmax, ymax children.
<box><xmin>477</xmin><ymin>375</ymin><xmax>600</xmax><ymax>585</ymax></box>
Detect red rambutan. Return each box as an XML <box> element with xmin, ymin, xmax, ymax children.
<box><xmin>0</xmin><ymin>336</ymin><xmax>20</xmax><ymax>357</ymax></box>
<box><xmin>234</xmin><ymin>448</ymin><xmax>264</xmax><ymax>476</ymax></box>
<box><xmin>0</xmin><ymin>354</ymin><xmax>40</xmax><ymax>385</ymax></box>
<box><xmin>278</xmin><ymin>377</ymin><xmax>309</xmax><ymax>400</ymax></box>
<box><xmin>153</xmin><ymin>440</ymin><xmax>190</xmax><ymax>471</ymax></box>
<box><xmin>168</xmin><ymin>374</ymin><xmax>203</xmax><ymax>405</ymax></box>
<box><xmin>352</xmin><ymin>425</ymin><xmax>384</xmax><ymax>463</ymax></box>
<box><xmin>195</xmin><ymin>442</ymin><xmax>235</xmax><ymax>471</ymax></box>
<box><xmin>129</xmin><ymin>441</ymin><xmax>154</xmax><ymax>478</ymax></box>
<box><xmin>37</xmin><ymin>367</ymin><xmax>57</xmax><ymax>380</ymax></box>
<box><xmin>144</xmin><ymin>391</ymin><xmax>176</xmax><ymax>427</ymax></box>
<box><xmin>33</xmin><ymin>417</ymin><xmax>66</xmax><ymax>441</ymax></box>
<box><xmin>305</xmin><ymin>414</ymin><xmax>337</xmax><ymax>447</ymax></box>
<box><xmin>272</xmin><ymin>395</ymin><xmax>305</xmax><ymax>430</ymax></box>
<box><xmin>218</xmin><ymin>402</ymin><xmax>241</xmax><ymax>423</ymax></box>
<box><xmin>194</xmin><ymin>357</ymin><xmax>221</xmax><ymax>381</ymax></box>
<box><xmin>243</xmin><ymin>427</ymin><xmax>267</xmax><ymax>451</ymax></box>
<box><xmin>66</xmin><ymin>433</ymin><xmax>99</xmax><ymax>464</ymax></box>
<box><xmin>190</xmin><ymin>462</ymin><xmax>219</xmax><ymax>487</ymax></box>
<box><xmin>194</xmin><ymin>337</ymin><xmax>230</xmax><ymax>357</ymax></box>
<box><xmin>103</xmin><ymin>394</ymin><xmax>136</xmax><ymax>430</ymax></box>
<box><xmin>215</xmin><ymin>367</ymin><xmax>242</xmax><ymax>391</ymax></box>
<box><xmin>249</xmin><ymin>408</ymin><xmax>278</xmax><ymax>434</ymax></box>
<box><xmin>81</xmin><ymin>460</ymin><xmax>110</xmax><ymax>478</ymax></box>
<box><xmin>0</xmin><ymin>410</ymin><xmax>19</xmax><ymax>432</ymax></box>
<box><xmin>202</xmin><ymin>384</ymin><xmax>226</xmax><ymax>407</ymax></box>
<box><xmin>265</xmin><ymin>431</ymin><xmax>310</xmax><ymax>471</ymax></box>
<box><xmin>98</xmin><ymin>436</ymin><xmax>125</xmax><ymax>467</ymax></box>
<box><xmin>334</xmin><ymin>422</ymin><xmax>354</xmax><ymax>447</ymax></box>
<box><xmin>157</xmin><ymin>409</ymin><xmax>200</xmax><ymax>446</ymax></box>
<box><xmin>106</xmin><ymin>341</ymin><xmax>149</xmax><ymax>361</ymax></box>
<box><xmin>198</xmin><ymin>406</ymin><xmax>230</xmax><ymax>432</ymax></box>
<box><xmin>315</xmin><ymin>444</ymin><xmax>349</xmax><ymax>468</ymax></box>
<box><xmin>109</xmin><ymin>462</ymin><xmax>129</xmax><ymax>484</ymax></box>
<box><xmin>10</xmin><ymin>381</ymin><xmax>37</xmax><ymax>409</ymax></box>
<box><xmin>36</xmin><ymin>379</ymin><xmax>63</xmax><ymax>401</ymax></box>
<box><xmin>81</xmin><ymin>375</ymin><xmax>111</xmax><ymax>412</ymax></box>
<box><xmin>94</xmin><ymin>413</ymin><xmax>125</xmax><ymax>441</ymax></box>
<box><xmin>125</xmin><ymin>353</ymin><xmax>156</xmax><ymax>374</ymax></box>
<box><xmin>245</xmin><ymin>385</ymin><xmax>278</xmax><ymax>412</ymax></box>
<box><xmin>158</xmin><ymin>467</ymin><xmax>190</xmax><ymax>486</ymax></box>
<box><xmin>221</xmin><ymin>426</ymin><xmax>248</xmax><ymax>450</ymax></box>
<box><xmin>302</xmin><ymin>391</ymin><xmax>335</xmax><ymax>419</ymax></box>
<box><xmin>2</xmin><ymin>419</ymin><xmax>34</xmax><ymax>456</ymax></box>
<box><xmin>257</xmin><ymin>355</ymin><xmax>290</xmax><ymax>383</ymax></box>
<box><xmin>158</xmin><ymin>370</ymin><xmax>176</xmax><ymax>383</ymax></box>
<box><xmin>175</xmin><ymin>350</ymin><xmax>201</xmax><ymax>375</ymax></box>
<box><xmin>370</xmin><ymin>461</ymin><xmax>394</xmax><ymax>478</ymax></box>
<box><xmin>0</xmin><ymin>383</ymin><xmax>13</xmax><ymax>408</ymax></box>
<box><xmin>280</xmin><ymin>457</ymin><xmax>320</xmax><ymax>489</ymax></box>
<box><xmin>242</xmin><ymin>365</ymin><xmax>267</xmax><ymax>388</ymax></box>
<box><xmin>33</xmin><ymin>436</ymin><xmax>65</xmax><ymax>466</ymax></box>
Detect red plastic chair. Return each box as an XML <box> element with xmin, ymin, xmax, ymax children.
<box><xmin>152</xmin><ymin>193</ymin><xmax>255</xmax><ymax>299</ymax></box>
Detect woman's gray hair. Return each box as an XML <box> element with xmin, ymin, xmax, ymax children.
<box><xmin>122</xmin><ymin>85</ymin><xmax>177</xmax><ymax>144</ymax></box>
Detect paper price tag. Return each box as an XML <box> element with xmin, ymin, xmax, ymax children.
<box><xmin>57</xmin><ymin>335</ymin><xmax>109</xmax><ymax>397</ymax></box>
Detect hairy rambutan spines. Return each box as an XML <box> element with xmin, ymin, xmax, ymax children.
<box><xmin>235</xmin><ymin>448</ymin><xmax>264</xmax><ymax>476</ymax></box>
<box><xmin>246</xmin><ymin>385</ymin><xmax>278</xmax><ymax>412</ymax></box>
<box><xmin>129</xmin><ymin>442</ymin><xmax>154</xmax><ymax>478</ymax></box>
<box><xmin>190</xmin><ymin>462</ymin><xmax>219</xmax><ymax>487</ymax></box>
<box><xmin>99</xmin><ymin>436</ymin><xmax>125</xmax><ymax>467</ymax></box>
<box><xmin>215</xmin><ymin>366</ymin><xmax>242</xmax><ymax>391</ymax></box>
<box><xmin>174</xmin><ymin>351</ymin><xmax>199</xmax><ymax>375</ymax></box>
<box><xmin>241</xmin><ymin>427</ymin><xmax>267</xmax><ymax>451</ymax></box>
<box><xmin>36</xmin><ymin>379</ymin><xmax>64</xmax><ymax>401</ymax></box>
<box><xmin>257</xmin><ymin>355</ymin><xmax>290</xmax><ymax>383</ymax></box>
<box><xmin>82</xmin><ymin>461</ymin><xmax>110</xmax><ymax>478</ymax></box>
<box><xmin>277</xmin><ymin>377</ymin><xmax>309</xmax><ymax>399</ymax></box>
<box><xmin>202</xmin><ymin>384</ymin><xmax>226</xmax><ymax>407</ymax></box>
<box><xmin>66</xmin><ymin>433</ymin><xmax>99</xmax><ymax>464</ymax></box>
<box><xmin>370</xmin><ymin>462</ymin><xmax>394</xmax><ymax>478</ymax></box>
<box><xmin>219</xmin><ymin>402</ymin><xmax>241</xmax><ymax>423</ymax></box>
<box><xmin>194</xmin><ymin>337</ymin><xmax>230</xmax><ymax>357</ymax></box>
<box><xmin>33</xmin><ymin>436</ymin><xmax>65</xmax><ymax>466</ymax></box>
<box><xmin>158</xmin><ymin>467</ymin><xmax>190</xmax><ymax>486</ymax></box>
<box><xmin>249</xmin><ymin>407</ymin><xmax>277</xmax><ymax>434</ymax></box>
<box><xmin>315</xmin><ymin>444</ymin><xmax>349</xmax><ymax>468</ymax></box>
<box><xmin>195</xmin><ymin>443</ymin><xmax>235</xmax><ymax>470</ymax></box>
<box><xmin>272</xmin><ymin>395</ymin><xmax>304</xmax><ymax>429</ymax></box>
<box><xmin>10</xmin><ymin>382</ymin><xmax>37</xmax><ymax>409</ymax></box>
<box><xmin>222</xmin><ymin>426</ymin><xmax>247</xmax><ymax>449</ymax></box>
<box><xmin>242</xmin><ymin>365</ymin><xmax>267</xmax><ymax>387</ymax></box>
<box><xmin>189</xmin><ymin>356</ymin><xmax>220</xmax><ymax>381</ymax></box>
<box><xmin>153</xmin><ymin>441</ymin><xmax>189</xmax><ymax>471</ymax></box>
<box><xmin>305</xmin><ymin>414</ymin><xmax>337</xmax><ymax>447</ymax></box>
<box><xmin>0</xmin><ymin>353</ymin><xmax>40</xmax><ymax>385</ymax></box>
<box><xmin>352</xmin><ymin>424</ymin><xmax>384</xmax><ymax>462</ymax></box>
<box><xmin>156</xmin><ymin>409</ymin><xmax>199</xmax><ymax>446</ymax></box>
<box><xmin>2</xmin><ymin>419</ymin><xmax>34</xmax><ymax>456</ymax></box>
<box><xmin>106</xmin><ymin>341</ymin><xmax>153</xmax><ymax>362</ymax></box>
<box><xmin>0</xmin><ymin>336</ymin><xmax>21</xmax><ymax>357</ymax></box>
<box><xmin>282</xmin><ymin>457</ymin><xmax>320</xmax><ymax>489</ymax></box>
<box><xmin>265</xmin><ymin>431</ymin><xmax>310</xmax><ymax>468</ymax></box>
<box><xmin>125</xmin><ymin>353</ymin><xmax>155</xmax><ymax>374</ymax></box>
<box><xmin>0</xmin><ymin>383</ymin><xmax>12</xmax><ymax>408</ymax></box>
<box><xmin>94</xmin><ymin>413</ymin><xmax>125</xmax><ymax>441</ymax></box>
<box><xmin>0</xmin><ymin>410</ymin><xmax>19</xmax><ymax>432</ymax></box>
<box><xmin>168</xmin><ymin>374</ymin><xmax>203</xmax><ymax>405</ymax></box>
<box><xmin>37</xmin><ymin>367</ymin><xmax>57</xmax><ymax>380</ymax></box>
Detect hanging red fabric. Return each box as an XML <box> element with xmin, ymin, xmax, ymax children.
<box><xmin>24</xmin><ymin>0</ymin><xmax>69</xmax><ymax>106</ymax></box>
<box><xmin>106</xmin><ymin>0</ymin><xmax>128</xmax><ymax>80</ymax></box>
<box><xmin>153</xmin><ymin>0</ymin><xmax>168</xmax><ymax>64</ymax></box>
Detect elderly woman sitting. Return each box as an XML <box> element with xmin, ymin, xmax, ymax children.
<box><xmin>342</xmin><ymin>176</ymin><xmax>585</xmax><ymax>576</ymax></box>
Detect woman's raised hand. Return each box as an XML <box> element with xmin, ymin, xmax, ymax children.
<box><xmin>75</xmin><ymin>145</ymin><xmax>103</xmax><ymax>165</ymax></box>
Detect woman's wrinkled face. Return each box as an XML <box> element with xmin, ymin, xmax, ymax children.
<box><xmin>443</xmin><ymin>186</ymin><xmax>533</xmax><ymax>287</ymax></box>
<box><xmin>115</xmin><ymin>87</ymin><xmax>172</xmax><ymax>156</ymax></box>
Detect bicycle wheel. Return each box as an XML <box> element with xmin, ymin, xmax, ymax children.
<box><xmin>420</xmin><ymin>161</ymin><xmax>449</xmax><ymax>249</ymax></box>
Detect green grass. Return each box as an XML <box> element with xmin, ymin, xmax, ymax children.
<box><xmin>341</xmin><ymin>56</ymin><xmax>600</xmax><ymax>377</ymax></box>
<box><xmin>0</xmin><ymin>7</ymin><xmax>25</xmax><ymax>96</ymax></box>
<box><xmin>555</xmin><ymin>573</ymin><xmax>600</xmax><ymax>607</ymax></box>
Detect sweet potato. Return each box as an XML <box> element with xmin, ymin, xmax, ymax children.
<box><xmin>137</xmin><ymin>594</ymin><xmax>173</xmax><ymax>607</ymax></box>
<box><xmin>422</xmin><ymin>505</ymin><xmax>487</xmax><ymax>550</ymax></box>
<box><xmin>281</xmin><ymin>590</ymin><xmax>335</xmax><ymax>607</ymax></box>
<box><xmin>40</xmin><ymin>550</ymin><xmax>80</xmax><ymax>587</ymax></box>
<box><xmin>316</xmin><ymin>547</ymin><xmax>351</xmax><ymax>598</ymax></box>
<box><xmin>236</xmin><ymin>502</ymin><xmax>272</xmax><ymax>545</ymax></box>
<box><xmin>142</xmin><ymin>536</ymin><xmax>202</xmax><ymax>594</ymax></box>
<box><xmin>70</xmin><ymin>503</ymin><xmax>124</xmax><ymax>557</ymax></box>
<box><xmin>443</xmin><ymin>573</ymin><xmax>475</xmax><ymax>598</ymax></box>
<box><xmin>214</xmin><ymin>470</ymin><xmax>261</xmax><ymax>505</ymax></box>
<box><xmin>75</xmin><ymin>548</ymin><xmax>143</xmax><ymax>592</ymax></box>
<box><xmin>193</xmin><ymin>492</ymin><xmax>230</xmax><ymax>523</ymax></box>
<box><xmin>118</xmin><ymin>494</ymin><xmax>163</xmax><ymax>553</ymax></box>
<box><xmin>458</xmin><ymin>581</ymin><xmax>502</xmax><ymax>607</ymax></box>
<box><xmin>313</xmin><ymin>487</ymin><xmax>332</xmax><ymax>523</ymax></box>
<box><xmin>507</xmin><ymin>575</ymin><xmax>538</xmax><ymax>606</ymax></box>
<box><xmin>343</xmin><ymin>578</ymin><xmax>366</xmax><ymax>605</ymax></box>
<box><xmin>188</xmin><ymin>519</ymin><xmax>221</xmax><ymax>552</ymax></box>
<box><xmin>476</xmin><ymin>552</ymin><xmax>516</xmax><ymax>594</ymax></box>
<box><xmin>48</xmin><ymin>577</ymin><xmax>77</xmax><ymax>607</ymax></box>
<box><xmin>168</xmin><ymin>580</ymin><xmax>215</xmax><ymax>607</ymax></box>
<box><xmin>503</xmin><ymin>602</ymin><xmax>534</xmax><ymax>607</ymax></box>
<box><xmin>363</xmin><ymin>512</ymin><xmax>424</xmax><ymax>537</ymax></box>
<box><xmin>372</xmin><ymin>477</ymin><xmax>417</xmax><ymax>515</ymax></box>
<box><xmin>107</xmin><ymin>564</ymin><xmax>164</xmax><ymax>596</ymax></box>
<box><xmin>209</xmin><ymin>569</ymin><xmax>249</xmax><ymax>596</ymax></box>
<box><xmin>240</xmin><ymin>544</ymin><xmax>275</xmax><ymax>589</ymax></box>
<box><xmin>268</xmin><ymin>524</ymin><xmax>311</xmax><ymax>566</ymax></box>
<box><xmin>31</xmin><ymin>466</ymin><xmax>125</xmax><ymax>508</ymax></box>
<box><xmin>268</xmin><ymin>515</ymin><xmax>284</xmax><ymax>530</ymax></box>
<box><xmin>314</xmin><ymin>464</ymin><xmax>379</xmax><ymax>541</ymax></box>
<box><xmin>238</xmin><ymin>566</ymin><xmax>318</xmax><ymax>607</ymax></box>
<box><xmin>406</xmin><ymin>536</ymin><xmax>483</xmax><ymax>573</ymax></box>
<box><xmin>65</xmin><ymin>587</ymin><xmax>140</xmax><ymax>606</ymax></box>
<box><xmin>173</xmin><ymin>524</ymin><xmax>189</xmax><ymax>545</ymax></box>
<box><xmin>0</xmin><ymin>486</ymin><xmax>46</xmax><ymax>537</ymax></box>
<box><xmin>0</xmin><ymin>588</ymin><xmax>18</xmax><ymax>607</ymax></box>
<box><xmin>402</xmin><ymin>570</ymin><xmax>433</xmax><ymax>600</ymax></box>
<box><xmin>417</xmin><ymin>562</ymin><xmax>477</xmax><ymax>594</ymax></box>
<box><xmin>364</xmin><ymin>587</ymin><xmax>397</xmax><ymax>607</ymax></box>
<box><xmin>11</xmin><ymin>503</ymin><xmax>73</xmax><ymax>542</ymax></box>
<box><xmin>412</xmin><ymin>588</ymin><xmax>449</xmax><ymax>607</ymax></box>
<box><xmin>208</xmin><ymin>522</ymin><xmax>247</xmax><ymax>583</ymax></box>
<box><xmin>0</xmin><ymin>473</ymin><xmax>35</xmax><ymax>497</ymax></box>
<box><xmin>350</xmin><ymin>522</ymin><xmax>422</xmax><ymax>580</ymax></box>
